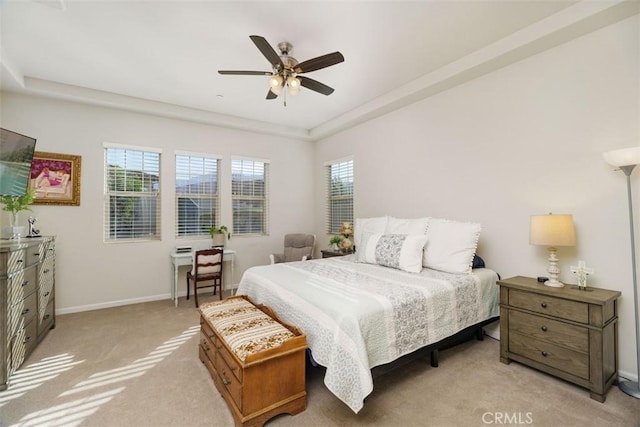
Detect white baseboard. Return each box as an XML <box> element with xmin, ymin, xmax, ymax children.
<box><xmin>56</xmin><ymin>285</ymin><xmax>240</xmax><ymax>315</ymax></box>
<box><xmin>57</xmin><ymin>293</ymin><xmax>172</xmax><ymax>315</ymax></box>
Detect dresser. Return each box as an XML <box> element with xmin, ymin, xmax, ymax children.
<box><xmin>497</xmin><ymin>276</ymin><xmax>620</xmax><ymax>402</ymax></box>
<box><xmin>1</xmin><ymin>236</ymin><xmax>56</xmax><ymax>390</ymax></box>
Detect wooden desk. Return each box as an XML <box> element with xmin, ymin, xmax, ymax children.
<box><xmin>170</xmin><ymin>249</ymin><xmax>235</xmax><ymax>307</ymax></box>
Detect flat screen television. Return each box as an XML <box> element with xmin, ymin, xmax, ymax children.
<box><xmin>0</xmin><ymin>128</ymin><xmax>37</xmax><ymax>197</ymax></box>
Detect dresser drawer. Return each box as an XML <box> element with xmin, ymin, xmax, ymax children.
<box><xmin>509</xmin><ymin>331</ymin><xmax>589</xmax><ymax>379</ymax></box>
<box><xmin>509</xmin><ymin>310</ymin><xmax>588</xmax><ymax>353</ymax></box>
<box><xmin>215</xmin><ymin>339</ymin><xmax>243</xmax><ymax>383</ymax></box>
<box><xmin>8</xmin><ymin>291</ymin><xmax>37</xmax><ymax>337</ymax></box>
<box><xmin>5</xmin><ymin>249</ymin><xmax>27</xmax><ymax>275</ymax></box>
<box><xmin>7</xmin><ymin>267</ymin><xmax>37</xmax><ymax>308</ymax></box>
<box><xmin>509</xmin><ymin>289</ymin><xmax>588</xmax><ymax>323</ymax></box>
<box><xmin>216</xmin><ymin>346</ymin><xmax>243</xmax><ymax>409</ymax></box>
<box><xmin>38</xmin><ymin>300</ymin><xmax>55</xmax><ymax>336</ymax></box>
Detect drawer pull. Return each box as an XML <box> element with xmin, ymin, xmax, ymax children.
<box><xmin>221</xmin><ymin>370</ymin><xmax>231</xmax><ymax>385</ymax></box>
<box><xmin>33</xmin><ymin>252</ymin><xmax>40</xmax><ymax>257</ymax></box>
<box><xmin>43</xmin><ymin>292</ymin><xmax>50</xmax><ymax>297</ymax></box>
<box><xmin>44</xmin><ymin>269</ymin><xmax>50</xmax><ymax>274</ymax></box>
<box><xmin>21</xmin><ymin>308</ymin><xmax>30</xmax><ymax>315</ymax></box>
<box><xmin>541</xmin><ymin>302</ymin><xmax>547</xmax><ymax>308</ymax></box>
<box><xmin>24</xmin><ymin>335</ymin><xmax>31</xmax><ymax>344</ymax></box>
<box><xmin>541</xmin><ymin>326</ymin><xmax>548</xmax><ymax>332</ymax></box>
<box><xmin>202</xmin><ymin>341</ymin><xmax>209</xmax><ymax>351</ymax></box>
<box><xmin>17</xmin><ymin>259</ymin><xmax>23</xmax><ymax>264</ymax></box>
<box><xmin>22</xmin><ymin>280</ymin><xmax>30</xmax><ymax>287</ymax></box>
<box><xmin>43</xmin><ymin>314</ymin><xmax>50</xmax><ymax>320</ymax></box>
<box><xmin>541</xmin><ymin>351</ymin><xmax>548</xmax><ymax>357</ymax></box>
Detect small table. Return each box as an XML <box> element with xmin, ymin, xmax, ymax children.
<box><xmin>170</xmin><ymin>249</ymin><xmax>236</xmax><ymax>307</ymax></box>
<box><xmin>321</xmin><ymin>249</ymin><xmax>351</xmax><ymax>258</ymax></box>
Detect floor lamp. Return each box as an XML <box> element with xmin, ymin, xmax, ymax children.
<box><xmin>603</xmin><ymin>146</ymin><xmax>640</xmax><ymax>399</ymax></box>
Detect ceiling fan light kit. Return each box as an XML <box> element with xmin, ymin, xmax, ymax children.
<box><xmin>219</xmin><ymin>35</ymin><xmax>344</xmax><ymax>105</ymax></box>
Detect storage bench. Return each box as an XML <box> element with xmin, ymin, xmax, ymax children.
<box><xmin>198</xmin><ymin>295</ymin><xmax>307</xmax><ymax>427</ymax></box>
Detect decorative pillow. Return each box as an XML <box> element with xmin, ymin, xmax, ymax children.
<box><xmin>191</xmin><ymin>252</ymin><xmax>222</xmax><ymax>276</ymax></box>
<box><xmin>385</xmin><ymin>217</ymin><xmax>430</xmax><ymax>235</ymax></box>
<box><xmin>472</xmin><ymin>255</ymin><xmax>485</xmax><ymax>269</ymax></box>
<box><xmin>354</xmin><ymin>216</ymin><xmax>388</xmax><ymax>250</ymax></box>
<box><xmin>358</xmin><ymin>233</ymin><xmax>428</xmax><ymax>273</ymax></box>
<box><xmin>422</xmin><ymin>218</ymin><xmax>481</xmax><ymax>274</ymax></box>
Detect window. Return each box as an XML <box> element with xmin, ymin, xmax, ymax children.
<box><xmin>326</xmin><ymin>158</ymin><xmax>354</xmax><ymax>233</ymax></box>
<box><xmin>232</xmin><ymin>158</ymin><xmax>269</xmax><ymax>235</ymax></box>
<box><xmin>104</xmin><ymin>145</ymin><xmax>161</xmax><ymax>242</ymax></box>
<box><xmin>175</xmin><ymin>153</ymin><xmax>220</xmax><ymax>238</ymax></box>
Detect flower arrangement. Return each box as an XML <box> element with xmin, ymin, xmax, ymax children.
<box><xmin>0</xmin><ymin>189</ymin><xmax>36</xmax><ymax>215</ymax></box>
<box><xmin>339</xmin><ymin>222</ymin><xmax>353</xmax><ymax>238</ymax></box>
<box><xmin>209</xmin><ymin>225</ymin><xmax>232</xmax><ymax>240</ymax></box>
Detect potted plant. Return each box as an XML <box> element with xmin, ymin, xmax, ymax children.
<box><xmin>209</xmin><ymin>225</ymin><xmax>231</xmax><ymax>247</ymax></box>
<box><xmin>329</xmin><ymin>235</ymin><xmax>343</xmax><ymax>251</ymax></box>
<box><xmin>1</xmin><ymin>189</ymin><xmax>36</xmax><ymax>238</ymax></box>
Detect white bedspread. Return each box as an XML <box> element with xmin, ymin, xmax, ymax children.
<box><xmin>236</xmin><ymin>255</ymin><xmax>499</xmax><ymax>413</ymax></box>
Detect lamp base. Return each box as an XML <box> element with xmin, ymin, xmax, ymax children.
<box><xmin>619</xmin><ymin>379</ymin><xmax>640</xmax><ymax>399</ymax></box>
<box><xmin>544</xmin><ymin>278</ymin><xmax>564</xmax><ymax>287</ymax></box>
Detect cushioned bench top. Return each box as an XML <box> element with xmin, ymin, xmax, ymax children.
<box><xmin>199</xmin><ymin>298</ymin><xmax>295</xmax><ymax>362</ymax></box>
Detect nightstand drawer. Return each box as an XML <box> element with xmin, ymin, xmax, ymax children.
<box><xmin>509</xmin><ymin>331</ymin><xmax>589</xmax><ymax>379</ymax></box>
<box><xmin>509</xmin><ymin>310</ymin><xmax>588</xmax><ymax>353</ymax></box>
<box><xmin>509</xmin><ymin>289</ymin><xmax>588</xmax><ymax>323</ymax></box>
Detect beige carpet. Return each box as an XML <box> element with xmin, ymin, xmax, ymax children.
<box><xmin>1</xmin><ymin>292</ymin><xmax>638</xmax><ymax>427</ymax></box>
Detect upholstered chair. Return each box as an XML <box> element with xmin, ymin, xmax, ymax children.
<box><xmin>270</xmin><ymin>234</ymin><xmax>316</xmax><ymax>264</ymax></box>
<box><xmin>187</xmin><ymin>248</ymin><xmax>223</xmax><ymax>307</ymax></box>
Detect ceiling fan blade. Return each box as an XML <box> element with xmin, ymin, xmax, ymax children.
<box><xmin>299</xmin><ymin>76</ymin><xmax>335</xmax><ymax>96</ymax></box>
<box><xmin>250</xmin><ymin>35</ymin><xmax>283</xmax><ymax>70</ymax></box>
<box><xmin>294</xmin><ymin>51</ymin><xmax>344</xmax><ymax>74</ymax></box>
<box><xmin>266</xmin><ymin>89</ymin><xmax>278</xmax><ymax>100</ymax></box>
<box><xmin>218</xmin><ymin>70</ymin><xmax>272</xmax><ymax>76</ymax></box>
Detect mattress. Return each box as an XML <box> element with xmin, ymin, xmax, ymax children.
<box><xmin>236</xmin><ymin>255</ymin><xmax>499</xmax><ymax>413</ymax></box>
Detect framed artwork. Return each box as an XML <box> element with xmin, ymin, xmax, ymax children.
<box><xmin>28</xmin><ymin>151</ymin><xmax>81</xmax><ymax>206</ymax></box>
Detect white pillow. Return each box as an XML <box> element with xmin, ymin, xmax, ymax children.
<box><xmin>191</xmin><ymin>251</ymin><xmax>222</xmax><ymax>276</ymax></box>
<box><xmin>385</xmin><ymin>217</ymin><xmax>430</xmax><ymax>235</ymax></box>
<box><xmin>423</xmin><ymin>218</ymin><xmax>481</xmax><ymax>274</ymax></box>
<box><xmin>358</xmin><ymin>233</ymin><xmax>428</xmax><ymax>273</ymax></box>
<box><xmin>354</xmin><ymin>216</ymin><xmax>388</xmax><ymax>250</ymax></box>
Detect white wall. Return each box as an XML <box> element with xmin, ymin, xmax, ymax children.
<box><xmin>314</xmin><ymin>16</ymin><xmax>640</xmax><ymax>380</ymax></box>
<box><xmin>0</xmin><ymin>93</ymin><xmax>315</xmax><ymax>312</ymax></box>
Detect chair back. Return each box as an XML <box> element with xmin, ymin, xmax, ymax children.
<box><xmin>191</xmin><ymin>248</ymin><xmax>223</xmax><ymax>277</ymax></box>
<box><xmin>283</xmin><ymin>234</ymin><xmax>315</xmax><ymax>262</ymax></box>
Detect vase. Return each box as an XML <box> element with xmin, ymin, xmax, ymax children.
<box><xmin>10</xmin><ymin>211</ymin><xmax>24</xmax><ymax>239</ymax></box>
<box><xmin>212</xmin><ymin>233</ymin><xmax>226</xmax><ymax>248</ymax></box>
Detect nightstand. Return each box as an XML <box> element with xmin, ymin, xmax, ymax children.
<box><xmin>321</xmin><ymin>249</ymin><xmax>349</xmax><ymax>258</ymax></box>
<box><xmin>497</xmin><ymin>276</ymin><xmax>620</xmax><ymax>402</ymax></box>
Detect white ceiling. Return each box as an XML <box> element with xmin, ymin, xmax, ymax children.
<box><xmin>1</xmin><ymin>0</ymin><xmax>638</xmax><ymax>141</ymax></box>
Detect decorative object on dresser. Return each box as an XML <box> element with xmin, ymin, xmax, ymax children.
<box><xmin>529</xmin><ymin>213</ymin><xmax>576</xmax><ymax>287</ymax></box>
<box><xmin>603</xmin><ymin>145</ymin><xmax>640</xmax><ymax>399</ymax></box>
<box><xmin>198</xmin><ymin>295</ymin><xmax>307</xmax><ymax>427</ymax></box>
<box><xmin>321</xmin><ymin>249</ymin><xmax>348</xmax><ymax>258</ymax></box>
<box><xmin>497</xmin><ymin>276</ymin><xmax>620</xmax><ymax>402</ymax></box>
<box><xmin>0</xmin><ymin>236</ymin><xmax>55</xmax><ymax>390</ymax></box>
<box><xmin>570</xmin><ymin>260</ymin><xmax>594</xmax><ymax>291</ymax></box>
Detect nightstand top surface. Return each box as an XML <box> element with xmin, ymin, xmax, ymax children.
<box><xmin>497</xmin><ymin>275</ymin><xmax>621</xmax><ymax>304</ymax></box>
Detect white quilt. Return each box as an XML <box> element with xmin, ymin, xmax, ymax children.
<box><xmin>236</xmin><ymin>255</ymin><xmax>499</xmax><ymax>413</ymax></box>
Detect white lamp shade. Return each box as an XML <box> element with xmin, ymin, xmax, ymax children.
<box><xmin>603</xmin><ymin>146</ymin><xmax>640</xmax><ymax>167</ymax></box>
<box><xmin>530</xmin><ymin>214</ymin><xmax>576</xmax><ymax>247</ymax></box>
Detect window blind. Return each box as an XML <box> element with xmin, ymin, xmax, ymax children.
<box><xmin>231</xmin><ymin>158</ymin><xmax>269</xmax><ymax>235</ymax></box>
<box><xmin>326</xmin><ymin>159</ymin><xmax>354</xmax><ymax>234</ymax></box>
<box><xmin>175</xmin><ymin>154</ymin><xmax>220</xmax><ymax>237</ymax></box>
<box><xmin>104</xmin><ymin>147</ymin><xmax>161</xmax><ymax>242</ymax></box>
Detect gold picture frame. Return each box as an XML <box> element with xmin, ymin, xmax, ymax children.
<box><xmin>28</xmin><ymin>151</ymin><xmax>81</xmax><ymax>206</ymax></box>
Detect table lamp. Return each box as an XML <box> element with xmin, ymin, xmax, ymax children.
<box><xmin>530</xmin><ymin>214</ymin><xmax>576</xmax><ymax>287</ymax></box>
<box><xmin>603</xmin><ymin>145</ymin><xmax>640</xmax><ymax>399</ymax></box>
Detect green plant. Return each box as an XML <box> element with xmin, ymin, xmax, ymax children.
<box><xmin>329</xmin><ymin>235</ymin><xmax>343</xmax><ymax>245</ymax></box>
<box><xmin>0</xmin><ymin>189</ymin><xmax>36</xmax><ymax>214</ymax></box>
<box><xmin>209</xmin><ymin>225</ymin><xmax>232</xmax><ymax>240</ymax></box>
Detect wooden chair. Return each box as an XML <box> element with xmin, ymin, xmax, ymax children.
<box><xmin>186</xmin><ymin>248</ymin><xmax>224</xmax><ymax>307</ymax></box>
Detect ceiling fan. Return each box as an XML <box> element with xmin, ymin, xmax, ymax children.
<box><xmin>218</xmin><ymin>35</ymin><xmax>345</xmax><ymax>103</ymax></box>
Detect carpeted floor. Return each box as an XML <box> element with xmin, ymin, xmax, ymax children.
<box><xmin>1</xmin><ymin>293</ymin><xmax>638</xmax><ymax>427</ymax></box>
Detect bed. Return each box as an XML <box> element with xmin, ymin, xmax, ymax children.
<box><xmin>237</xmin><ymin>235</ymin><xmax>499</xmax><ymax>413</ymax></box>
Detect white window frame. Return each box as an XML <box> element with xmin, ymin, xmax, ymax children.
<box><xmin>326</xmin><ymin>157</ymin><xmax>354</xmax><ymax>234</ymax></box>
<box><xmin>104</xmin><ymin>143</ymin><xmax>162</xmax><ymax>243</ymax></box>
<box><xmin>175</xmin><ymin>151</ymin><xmax>221</xmax><ymax>239</ymax></box>
<box><xmin>231</xmin><ymin>156</ymin><xmax>269</xmax><ymax>236</ymax></box>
